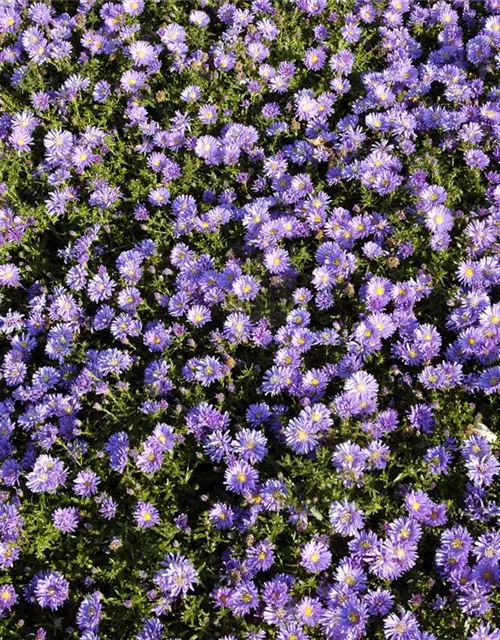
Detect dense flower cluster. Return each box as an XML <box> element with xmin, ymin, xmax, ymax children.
<box><xmin>1</xmin><ymin>0</ymin><xmax>500</xmax><ymax>638</ymax></box>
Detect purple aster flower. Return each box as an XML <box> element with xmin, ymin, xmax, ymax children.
<box><xmin>465</xmin><ymin>149</ymin><xmax>490</xmax><ymax>170</ymax></box>
<box><xmin>468</xmin><ymin>623</ymin><xmax>500</xmax><ymax>640</ymax></box>
<box><xmin>296</xmin><ymin>596</ymin><xmax>323</xmax><ymax>625</ymax></box>
<box><xmin>77</xmin><ymin>592</ymin><xmax>102</xmax><ymax>631</ymax></box>
<box><xmin>0</xmin><ymin>584</ymin><xmax>17</xmax><ymax>614</ymax></box>
<box><xmin>52</xmin><ymin>507</ymin><xmax>80</xmax><ymax>533</ymax></box>
<box><xmin>73</xmin><ymin>470</ymin><xmax>100</xmax><ymax>497</ymax></box>
<box><xmin>425</xmin><ymin>206</ymin><xmax>453</xmax><ymax>234</ymax></box>
<box><xmin>344</xmin><ymin>370</ymin><xmax>379</xmax><ymax>403</ymax></box>
<box><xmin>105</xmin><ymin>432</ymin><xmax>130</xmax><ymax>473</ymax></box>
<box><xmin>9</xmin><ymin>127</ymin><xmax>34</xmax><ymax>153</ymax></box>
<box><xmin>198</xmin><ymin>105</ymin><xmax>218</xmax><ymax>126</ymax></box>
<box><xmin>367</xmin><ymin>440</ymin><xmax>390</xmax><ymax>469</ymax></box>
<box><xmin>187</xmin><ymin>304</ymin><xmax>211</xmax><ymax>327</ymax></box>
<box><xmin>148</xmin><ymin>187</ymin><xmax>170</xmax><ymax>207</ymax></box>
<box><xmin>232</xmin><ymin>429</ymin><xmax>268</xmax><ymax>463</ymax></box>
<box><xmin>190</xmin><ymin>10</ymin><xmax>210</xmax><ymax>27</ymax></box>
<box><xmin>435</xmin><ymin>525</ymin><xmax>473</xmax><ymax>576</ymax></box>
<box><xmin>383</xmin><ymin>610</ymin><xmax>420</xmax><ymax>640</ymax></box>
<box><xmin>232</xmin><ymin>275</ymin><xmax>261</xmax><ymax>300</ymax></box>
<box><xmin>136</xmin><ymin>444</ymin><xmax>164</xmax><ymax>475</ymax></box>
<box><xmin>0</xmin><ymin>264</ymin><xmax>20</xmax><ymax>287</ymax></box>
<box><xmin>223</xmin><ymin>312</ymin><xmax>253</xmax><ymax>342</ymax></box>
<box><xmin>365</xmin><ymin>588</ymin><xmax>394</xmax><ymax>616</ymax></box>
<box><xmin>136</xmin><ymin>618</ymin><xmax>163</xmax><ymax>640</ymax></box>
<box><xmin>349</xmin><ymin>531</ymin><xmax>380</xmax><ymax>562</ymax></box>
<box><xmin>214</xmin><ymin>51</ymin><xmax>235</xmax><ymax>71</ymax></box>
<box><xmin>87</xmin><ymin>269</ymin><xmax>115</xmax><ymax>302</ymax></box>
<box><xmin>247</xmin><ymin>540</ymin><xmax>275</xmax><ymax>572</ymax></box>
<box><xmin>304</xmin><ymin>47</ymin><xmax>326</xmax><ymax>70</ymax></box>
<box><xmin>26</xmin><ymin>455</ymin><xmax>68</xmax><ymax>494</ymax></box>
<box><xmin>152</xmin><ymin>424</ymin><xmax>176</xmax><ymax>452</ymax></box>
<box><xmin>110</xmin><ymin>313</ymin><xmax>142</xmax><ymax>341</ymax></box>
<box><xmin>228</xmin><ymin>581</ymin><xmax>260</xmax><ymax>615</ymax></box>
<box><xmin>195</xmin><ymin>136</ymin><xmax>222</xmax><ymax>164</ymax></box>
<box><xmin>129</xmin><ymin>41</ymin><xmax>156</xmax><ymax>66</ymax></box>
<box><xmin>424</xmin><ymin>446</ymin><xmax>452</xmax><ymax>476</ymax></box>
<box><xmin>97</xmin><ymin>493</ymin><xmax>118</xmax><ymax>520</ymax></box>
<box><xmin>209</xmin><ymin>502</ymin><xmax>235</xmax><ymax>530</ymax></box>
<box><xmin>284</xmin><ymin>415</ymin><xmax>320</xmax><ymax>454</ymax></box>
<box><xmin>154</xmin><ymin>553</ymin><xmax>198</xmax><ymax>599</ymax></box>
<box><xmin>337</xmin><ymin>596</ymin><xmax>368</xmax><ymax>637</ymax></box>
<box><xmin>33</xmin><ymin>571</ymin><xmax>69</xmax><ymax>610</ymax></box>
<box><xmin>93</xmin><ymin>80</ymin><xmax>110</xmax><ymax>102</ymax></box>
<box><xmin>462</xmin><ymin>436</ymin><xmax>491</xmax><ymax>460</ymax></box>
<box><xmin>181</xmin><ymin>85</ymin><xmax>202</xmax><ymax>103</ymax></box>
<box><xmin>331</xmin><ymin>441</ymin><xmax>369</xmax><ymax>486</ymax></box>
<box><xmin>123</xmin><ymin>0</ymin><xmax>144</xmax><ymax>14</ymax></box>
<box><xmin>465</xmin><ymin>454</ymin><xmax>500</xmax><ymax>487</ymax></box>
<box><xmin>404</xmin><ymin>490</ymin><xmax>433</xmax><ymax>522</ymax></box>
<box><xmin>143</xmin><ymin>320</ymin><xmax>172</xmax><ymax>352</ymax></box>
<box><xmin>407</xmin><ymin>404</ymin><xmax>435</xmax><ymax>434</ymax></box>
<box><xmin>1</xmin><ymin>459</ymin><xmax>20</xmax><ymax>487</ymax></box>
<box><xmin>224</xmin><ymin>460</ymin><xmax>259</xmax><ymax>494</ymax></box>
<box><xmin>134</xmin><ymin>501</ymin><xmax>160</xmax><ymax>529</ymax></box>
<box><xmin>120</xmin><ymin>70</ymin><xmax>146</xmax><ymax>93</ymax></box>
<box><xmin>300</xmin><ymin>538</ymin><xmax>332</xmax><ymax>573</ymax></box>
<box><xmin>71</xmin><ymin>145</ymin><xmax>94</xmax><ymax>171</ymax></box>
<box><xmin>264</xmin><ymin>247</ymin><xmax>291</xmax><ymax>274</ymax></box>
<box><xmin>329</xmin><ymin>499</ymin><xmax>365</xmax><ymax>537</ymax></box>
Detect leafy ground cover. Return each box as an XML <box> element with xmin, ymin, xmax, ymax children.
<box><xmin>1</xmin><ymin>0</ymin><xmax>500</xmax><ymax>638</ymax></box>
